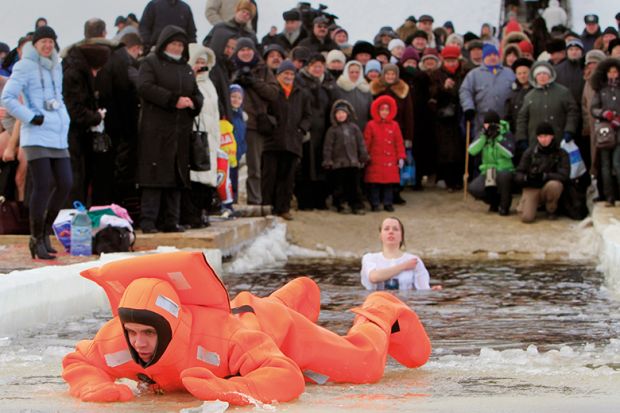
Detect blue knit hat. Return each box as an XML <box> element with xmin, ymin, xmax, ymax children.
<box><xmin>482</xmin><ymin>43</ymin><xmax>499</xmax><ymax>59</ymax></box>
<box><xmin>277</xmin><ymin>59</ymin><xmax>297</xmax><ymax>75</ymax></box>
<box><xmin>229</xmin><ymin>83</ymin><xmax>244</xmax><ymax>96</ymax></box>
<box><xmin>365</xmin><ymin>59</ymin><xmax>381</xmax><ymax>76</ymax></box>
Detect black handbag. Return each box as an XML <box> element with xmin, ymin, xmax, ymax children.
<box><xmin>91</xmin><ymin>131</ymin><xmax>113</xmax><ymax>153</ymax></box>
<box><xmin>190</xmin><ymin>119</ymin><xmax>210</xmax><ymax>171</ymax></box>
<box><xmin>256</xmin><ymin>113</ymin><xmax>277</xmax><ymax>136</ymax></box>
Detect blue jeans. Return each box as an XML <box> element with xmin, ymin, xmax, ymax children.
<box><xmin>600</xmin><ymin>146</ymin><xmax>620</xmax><ymax>201</ymax></box>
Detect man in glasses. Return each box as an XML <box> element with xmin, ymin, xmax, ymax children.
<box><xmin>298</xmin><ymin>15</ymin><xmax>338</xmax><ymax>54</ymax></box>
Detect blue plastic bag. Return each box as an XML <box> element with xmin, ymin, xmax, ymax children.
<box><xmin>400</xmin><ymin>149</ymin><xmax>416</xmax><ymax>186</ymax></box>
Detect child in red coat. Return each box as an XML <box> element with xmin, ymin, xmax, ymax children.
<box><xmin>364</xmin><ymin>95</ymin><xmax>406</xmax><ymax>212</ymax></box>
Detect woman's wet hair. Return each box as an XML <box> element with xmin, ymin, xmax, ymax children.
<box><xmin>379</xmin><ymin>216</ymin><xmax>406</xmax><ymax>249</ymax></box>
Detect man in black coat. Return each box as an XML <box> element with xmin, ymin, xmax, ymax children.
<box><xmin>139</xmin><ymin>0</ymin><xmax>197</xmax><ymax>52</ymax></box>
<box><xmin>97</xmin><ymin>33</ymin><xmax>143</xmax><ymax>216</ymax></box>
<box><xmin>515</xmin><ymin>122</ymin><xmax>570</xmax><ymax>223</ymax></box>
<box><xmin>62</xmin><ymin>34</ymin><xmax>112</xmax><ymax>206</ymax></box>
<box><xmin>261</xmin><ymin>60</ymin><xmax>312</xmax><ymax>220</ymax></box>
<box><xmin>202</xmin><ymin>3</ymin><xmax>258</xmax><ymax>60</ymax></box>
<box><xmin>298</xmin><ymin>15</ymin><xmax>338</xmax><ymax>54</ymax></box>
<box><xmin>136</xmin><ymin>25</ymin><xmax>203</xmax><ymax>233</ymax></box>
<box><xmin>270</xmin><ymin>9</ymin><xmax>308</xmax><ymax>53</ymax></box>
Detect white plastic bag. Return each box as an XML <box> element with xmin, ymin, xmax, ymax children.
<box><xmin>560</xmin><ymin>140</ymin><xmax>587</xmax><ymax>179</ymax></box>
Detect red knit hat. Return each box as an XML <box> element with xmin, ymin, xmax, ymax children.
<box><xmin>441</xmin><ymin>45</ymin><xmax>461</xmax><ymax>59</ymax></box>
<box><xmin>518</xmin><ymin>39</ymin><xmax>534</xmax><ymax>55</ymax></box>
<box><xmin>505</xmin><ymin>21</ymin><xmax>522</xmax><ymax>34</ymax></box>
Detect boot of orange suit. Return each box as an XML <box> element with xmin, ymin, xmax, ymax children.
<box><xmin>350</xmin><ymin>292</ymin><xmax>431</xmax><ymax>368</ymax></box>
<box><xmin>268</xmin><ymin>276</ymin><xmax>321</xmax><ymax>323</ymax></box>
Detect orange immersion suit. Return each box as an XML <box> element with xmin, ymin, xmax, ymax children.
<box><xmin>62</xmin><ymin>251</ymin><xmax>431</xmax><ymax>405</ymax></box>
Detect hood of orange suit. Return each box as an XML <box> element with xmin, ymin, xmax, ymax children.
<box><xmin>118</xmin><ymin>278</ymin><xmax>188</xmax><ymax>368</ymax></box>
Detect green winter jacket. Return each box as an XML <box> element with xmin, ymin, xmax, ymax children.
<box><xmin>468</xmin><ymin>120</ymin><xmax>515</xmax><ymax>173</ymax></box>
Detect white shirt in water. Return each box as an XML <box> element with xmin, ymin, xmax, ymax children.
<box><xmin>360</xmin><ymin>252</ymin><xmax>431</xmax><ymax>291</ymax></box>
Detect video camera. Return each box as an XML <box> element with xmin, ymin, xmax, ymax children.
<box><xmin>297</xmin><ymin>2</ymin><xmax>339</xmax><ymax>32</ymax></box>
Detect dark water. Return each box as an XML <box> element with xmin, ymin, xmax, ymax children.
<box><xmin>223</xmin><ymin>259</ymin><xmax>620</xmax><ymax>355</ymax></box>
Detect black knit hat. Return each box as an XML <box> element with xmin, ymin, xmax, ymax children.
<box><xmin>32</xmin><ymin>25</ymin><xmax>57</xmax><ymax>45</ymax></box>
<box><xmin>546</xmin><ymin>38</ymin><xmax>566</xmax><ymax>53</ymax></box>
<box><xmin>263</xmin><ymin>43</ymin><xmax>286</xmax><ymax>60</ymax></box>
<box><xmin>511</xmin><ymin>57</ymin><xmax>533</xmax><ymax>72</ymax></box>
<box><xmin>603</xmin><ymin>26</ymin><xmax>619</xmax><ymax>37</ymax></box>
<box><xmin>463</xmin><ymin>32</ymin><xmax>479</xmax><ymax>43</ymax></box>
<box><xmin>352</xmin><ymin>41</ymin><xmax>375</xmax><ymax>58</ymax></box>
<box><xmin>483</xmin><ymin>110</ymin><xmax>500</xmax><ymax>125</ymax></box>
<box><xmin>307</xmin><ymin>52</ymin><xmax>326</xmax><ymax>65</ymax></box>
<box><xmin>412</xmin><ymin>30</ymin><xmax>428</xmax><ymax>40</ymax></box>
<box><xmin>536</xmin><ymin>121</ymin><xmax>555</xmax><ymax>136</ymax></box>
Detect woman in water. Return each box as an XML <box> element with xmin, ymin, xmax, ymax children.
<box><xmin>361</xmin><ymin>217</ymin><xmax>441</xmax><ymax>290</ymax></box>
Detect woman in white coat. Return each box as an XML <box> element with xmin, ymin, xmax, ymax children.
<box><xmin>181</xmin><ymin>44</ymin><xmax>222</xmax><ymax>228</ymax></box>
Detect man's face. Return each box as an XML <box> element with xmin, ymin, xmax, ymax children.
<box><xmin>537</xmin><ymin>134</ymin><xmax>554</xmax><ymax>147</ymax></box>
<box><xmin>266</xmin><ymin>51</ymin><xmax>283</xmax><ymax>70</ymax></box>
<box><xmin>470</xmin><ymin>48</ymin><xmax>483</xmax><ymax>63</ymax></box>
<box><xmin>567</xmin><ymin>46</ymin><xmax>582</xmax><ymax>60</ymax></box>
<box><xmin>422</xmin><ymin>58</ymin><xmax>438</xmax><ymax>71</ymax></box>
<box><xmin>313</xmin><ymin>23</ymin><xmax>329</xmax><ymax>39</ymax></box>
<box><xmin>308</xmin><ymin>61</ymin><xmax>325</xmax><ymax>78</ymax></box>
<box><xmin>124</xmin><ymin>322</ymin><xmax>157</xmax><ymax>363</ymax></box>
<box><xmin>413</xmin><ymin>37</ymin><xmax>427</xmax><ymax>50</ymax></box>
<box><xmin>237</xmin><ymin>47</ymin><xmax>255</xmax><ymax>63</ymax></box>
<box><xmin>418</xmin><ymin>20</ymin><xmax>433</xmax><ymax>32</ymax></box>
<box><xmin>550</xmin><ymin>50</ymin><xmax>566</xmax><ymax>64</ymax></box>
<box><xmin>515</xmin><ymin>66</ymin><xmax>530</xmax><ymax>86</ymax></box>
<box><xmin>235</xmin><ymin>9</ymin><xmax>252</xmax><ymax>24</ymax></box>
<box><xmin>355</xmin><ymin>52</ymin><xmax>371</xmax><ymax>66</ymax></box>
<box><xmin>278</xmin><ymin>70</ymin><xmax>296</xmax><ymax>86</ymax></box>
<box><xmin>126</xmin><ymin>45</ymin><xmax>143</xmax><ymax>60</ymax></box>
<box><xmin>483</xmin><ymin>52</ymin><xmax>499</xmax><ymax>67</ymax></box>
<box><xmin>586</xmin><ymin>22</ymin><xmax>599</xmax><ymax>35</ymax></box>
<box><xmin>285</xmin><ymin>20</ymin><xmax>301</xmax><ymax>33</ymax></box>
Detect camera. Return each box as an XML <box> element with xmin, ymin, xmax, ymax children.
<box><xmin>44</xmin><ymin>99</ymin><xmax>60</xmax><ymax>111</ymax></box>
<box><xmin>197</xmin><ymin>66</ymin><xmax>209</xmax><ymax>73</ymax></box>
<box><xmin>485</xmin><ymin>123</ymin><xmax>500</xmax><ymax>139</ymax></box>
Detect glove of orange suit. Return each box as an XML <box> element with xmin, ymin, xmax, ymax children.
<box><xmin>181</xmin><ymin>367</ymin><xmax>254</xmax><ymax>406</ymax></box>
<box><xmin>78</xmin><ymin>382</ymin><xmax>134</xmax><ymax>402</ymax></box>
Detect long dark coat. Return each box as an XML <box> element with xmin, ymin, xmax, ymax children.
<box><xmin>264</xmin><ymin>82</ymin><xmax>312</xmax><ymax>157</ymax></box>
<box><xmin>136</xmin><ymin>25</ymin><xmax>203</xmax><ymax>189</ymax></box>
<box><xmin>296</xmin><ymin>68</ymin><xmax>334</xmax><ymax>181</ymax></box>
<box><xmin>429</xmin><ymin>65</ymin><xmax>468</xmax><ymax>165</ymax></box>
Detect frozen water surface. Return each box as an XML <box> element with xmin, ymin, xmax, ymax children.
<box><xmin>1</xmin><ymin>259</ymin><xmax>619</xmax><ymax>412</ymax></box>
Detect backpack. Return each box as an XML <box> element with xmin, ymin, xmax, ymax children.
<box><xmin>93</xmin><ymin>226</ymin><xmax>135</xmax><ymax>254</ymax></box>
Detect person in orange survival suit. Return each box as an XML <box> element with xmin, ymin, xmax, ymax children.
<box><xmin>62</xmin><ymin>251</ymin><xmax>431</xmax><ymax>405</ymax></box>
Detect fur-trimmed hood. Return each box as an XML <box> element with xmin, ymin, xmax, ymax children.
<box><xmin>189</xmin><ymin>44</ymin><xmax>216</xmax><ymax>69</ymax></box>
<box><xmin>591</xmin><ymin>57</ymin><xmax>620</xmax><ymax>92</ymax></box>
<box><xmin>502</xmin><ymin>31</ymin><xmax>529</xmax><ymax>48</ymax></box>
<box><xmin>329</xmin><ymin>99</ymin><xmax>357</xmax><ymax>125</ymax></box>
<box><xmin>529</xmin><ymin>60</ymin><xmax>557</xmax><ymax>88</ymax></box>
<box><xmin>336</xmin><ymin>60</ymin><xmax>370</xmax><ymax>93</ymax></box>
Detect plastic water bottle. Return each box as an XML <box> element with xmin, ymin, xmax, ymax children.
<box><xmin>70</xmin><ymin>201</ymin><xmax>92</xmax><ymax>256</ymax></box>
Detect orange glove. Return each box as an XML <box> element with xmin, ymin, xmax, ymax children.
<box><xmin>181</xmin><ymin>367</ymin><xmax>253</xmax><ymax>406</ymax></box>
<box><xmin>78</xmin><ymin>382</ymin><xmax>134</xmax><ymax>402</ymax></box>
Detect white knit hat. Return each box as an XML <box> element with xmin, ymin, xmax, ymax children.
<box><xmin>533</xmin><ymin>65</ymin><xmax>551</xmax><ymax>77</ymax></box>
<box><xmin>388</xmin><ymin>38</ymin><xmax>405</xmax><ymax>51</ymax></box>
<box><xmin>326</xmin><ymin>49</ymin><xmax>346</xmax><ymax>64</ymax></box>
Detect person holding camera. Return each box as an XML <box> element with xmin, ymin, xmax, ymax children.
<box><xmin>467</xmin><ymin>111</ymin><xmax>515</xmax><ymax>216</ymax></box>
<box><xmin>515</xmin><ymin>121</ymin><xmax>570</xmax><ymax>223</ymax></box>
<box><xmin>1</xmin><ymin>26</ymin><xmax>72</xmax><ymax>259</ymax></box>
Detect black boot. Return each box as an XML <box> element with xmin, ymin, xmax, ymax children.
<box><xmin>43</xmin><ymin>210</ymin><xmax>59</xmax><ymax>254</ymax></box>
<box><xmin>29</xmin><ymin>218</ymin><xmax>56</xmax><ymax>260</ymax></box>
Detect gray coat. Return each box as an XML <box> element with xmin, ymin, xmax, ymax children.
<box><xmin>332</xmin><ymin>62</ymin><xmax>372</xmax><ymax>132</ymax></box>
<box><xmin>322</xmin><ymin>100</ymin><xmax>369</xmax><ymax>169</ymax></box>
<box><xmin>459</xmin><ymin>64</ymin><xmax>515</xmax><ymax>136</ymax></box>
<box><xmin>516</xmin><ymin>61</ymin><xmax>579</xmax><ymax>146</ymax></box>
